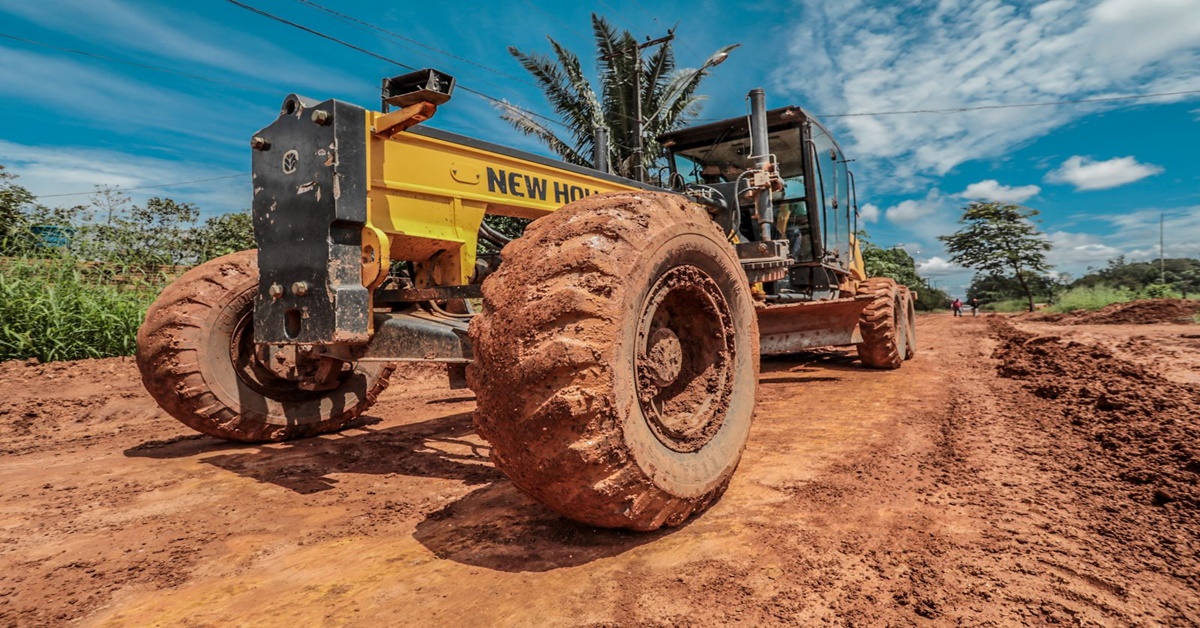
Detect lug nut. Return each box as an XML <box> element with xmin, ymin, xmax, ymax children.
<box><xmin>291</xmin><ymin>281</ymin><xmax>309</xmax><ymax>296</ymax></box>
<box><xmin>268</xmin><ymin>283</ymin><xmax>284</xmax><ymax>298</ymax></box>
<box><xmin>250</xmin><ymin>136</ymin><xmax>271</xmax><ymax>151</ymax></box>
<box><xmin>311</xmin><ymin>110</ymin><xmax>330</xmax><ymax>125</ymax></box>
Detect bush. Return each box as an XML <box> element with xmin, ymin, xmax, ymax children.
<box><xmin>0</xmin><ymin>257</ymin><xmax>159</xmax><ymax>362</ymax></box>
<box><xmin>984</xmin><ymin>299</ymin><xmax>1031</xmax><ymax>313</ymax></box>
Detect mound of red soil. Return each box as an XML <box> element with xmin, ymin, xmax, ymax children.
<box><xmin>989</xmin><ymin>318</ymin><xmax>1200</xmax><ymax>519</ymax></box>
<box><xmin>1053</xmin><ymin>298</ymin><xmax>1200</xmax><ymax>325</ymax></box>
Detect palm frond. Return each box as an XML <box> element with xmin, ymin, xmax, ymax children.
<box><xmin>495</xmin><ymin>100</ymin><xmax>589</xmax><ymax>166</ymax></box>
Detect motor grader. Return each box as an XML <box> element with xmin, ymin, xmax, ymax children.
<box><xmin>136</xmin><ymin>69</ymin><xmax>915</xmax><ymax>531</ymax></box>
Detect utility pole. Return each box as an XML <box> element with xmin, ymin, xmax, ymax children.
<box><xmin>1160</xmin><ymin>212</ymin><xmax>1166</xmax><ymax>284</ymax></box>
<box><xmin>601</xmin><ymin>31</ymin><xmax>674</xmax><ymax>183</ymax></box>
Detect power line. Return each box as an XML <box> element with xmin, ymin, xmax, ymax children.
<box><xmin>818</xmin><ymin>89</ymin><xmax>1200</xmax><ymax>118</ymax></box>
<box><xmin>292</xmin><ymin>0</ymin><xmax>537</xmax><ymax>88</ymax></box>
<box><xmin>39</xmin><ymin>174</ymin><xmax>242</xmax><ymax>198</ymax></box>
<box><xmin>224</xmin><ymin>0</ymin><xmax>417</xmax><ymax>72</ymax></box>
<box><xmin>0</xmin><ymin>32</ymin><xmax>277</xmax><ymax>94</ymax></box>
<box><xmin>223</xmin><ymin>0</ymin><xmax>573</xmax><ymax>132</ymax></box>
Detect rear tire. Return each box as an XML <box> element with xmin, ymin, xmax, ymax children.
<box><xmin>136</xmin><ymin>250</ymin><xmax>394</xmax><ymax>442</ymax></box>
<box><xmin>468</xmin><ymin>192</ymin><xmax>759</xmax><ymax>531</ymax></box>
<box><xmin>856</xmin><ymin>277</ymin><xmax>905</xmax><ymax>369</ymax></box>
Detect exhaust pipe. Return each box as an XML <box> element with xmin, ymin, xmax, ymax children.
<box><xmin>748</xmin><ymin>88</ymin><xmax>773</xmax><ymax>241</ymax></box>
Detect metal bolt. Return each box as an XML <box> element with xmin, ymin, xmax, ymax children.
<box><xmin>250</xmin><ymin>136</ymin><xmax>270</xmax><ymax>151</ymax></box>
<box><xmin>311</xmin><ymin>110</ymin><xmax>330</xmax><ymax>125</ymax></box>
<box><xmin>268</xmin><ymin>283</ymin><xmax>284</xmax><ymax>298</ymax></box>
<box><xmin>291</xmin><ymin>281</ymin><xmax>309</xmax><ymax>296</ymax></box>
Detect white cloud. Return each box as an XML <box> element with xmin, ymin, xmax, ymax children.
<box><xmin>1046</xmin><ymin>230</ymin><xmax>1123</xmax><ymax>267</ymax></box>
<box><xmin>917</xmin><ymin>256</ymin><xmax>963</xmax><ymax>277</ymax></box>
<box><xmin>886</xmin><ymin>199</ymin><xmax>936</xmax><ymax>223</ymax></box>
<box><xmin>859</xmin><ymin>202</ymin><xmax>881</xmax><ymax>223</ymax></box>
<box><xmin>884</xmin><ymin>189</ymin><xmax>954</xmax><ymax>225</ymax></box>
<box><xmin>0</xmin><ymin>140</ymin><xmax>246</xmax><ymax>218</ymax></box>
<box><xmin>773</xmin><ymin>0</ymin><xmax>1200</xmax><ymax>184</ymax></box>
<box><xmin>960</xmin><ymin>179</ymin><xmax>1041</xmax><ymax>203</ymax></box>
<box><xmin>1098</xmin><ymin>208</ymin><xmax>1200</xmax><ymax>261</ymax></box>
<box><xmin>1044</xmin><ymin>155</ymin><xmax>1164</xmax><ymax>190</ymax></box>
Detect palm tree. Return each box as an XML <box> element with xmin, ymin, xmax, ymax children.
<box><xmin>500</xmin><ymin>15</ymin><xmax>736</xmax><ymax>181</ymax></box>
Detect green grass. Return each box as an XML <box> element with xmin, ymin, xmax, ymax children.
<box><xmin>1046</xmin><ymin>285</ymin><xmax>1136</xmax><ymax>313</ymax></box>
<box><xmin>0</xmin><ymin>257</ymin><xmax>160</xmax><ymax>362</ymax></box>
<box><xmin>982</xmin><ymin>299</ymin><xmax>1031</xmax><ymax>313</ymax></box>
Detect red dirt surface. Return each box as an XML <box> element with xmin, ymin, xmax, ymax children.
<box><xmin>2</xmin><ymin>314</ymin><xmax>1198</xmax><ymax>625</ymax></box>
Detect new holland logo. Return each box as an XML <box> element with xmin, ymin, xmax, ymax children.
<box><xmin>282</xmin><ymin>150</ymin><xmax>299</xmax><ymax>175</ymax></box>
<box><xmin>485</xmin><ymin>167</ymin><xmax>598</xmax><ymax>204</ymax></box>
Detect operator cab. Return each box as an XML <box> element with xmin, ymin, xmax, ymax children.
<box><xmin>659</xmin><ymin>107</ymin><xmax>858</xmax><ymax>299</ymax></box>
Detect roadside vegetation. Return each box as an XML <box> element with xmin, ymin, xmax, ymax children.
<box><xmin>971</xmin><ymin>261</ymin><xmax>1200</xmax><ymax>314</ymax></box>
<box><xmin>859</xmin><ymin>235</ymin><xmax>950</xmax><ymax>310</ymax></box>
<box><xmin>0</xmin><ymin>165</ymin><xmax>253</xmax><ymax>362</ymax></box>
<box><xmin>932</xmin><ymin>200</ymin><xmax>1198</xmax><ymax>315</ymax></box>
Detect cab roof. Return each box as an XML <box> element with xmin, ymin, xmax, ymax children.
<box><xmin>657</xmin><ymin>106</ymin><xmax>815</xmax><ymax>150</ymax></box>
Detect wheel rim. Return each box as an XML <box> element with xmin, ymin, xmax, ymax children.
<box><xmin>225</xmin><ymin>299</ymin><xmax>341</xmax><ymax>403</ymax></box>
<box><xmin>634</xmin><ymin>264</ymin><xmax>736</xmax><ymax>453</ymax></box>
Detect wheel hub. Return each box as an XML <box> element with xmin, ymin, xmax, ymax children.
<box><xmin>635</xmin><ymin>264</ymin><xmax>736</xmax><ymax>453</ymax></box>
<box><xmin>644</xmin><ymin>327</ymin><xmax>683</xmax><ymax>387</ymax></box>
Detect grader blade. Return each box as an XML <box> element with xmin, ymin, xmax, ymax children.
<box><xmin>756</xmin><ymin>295</ymin><xmax>874</xmax><ymax>355</ymax></box>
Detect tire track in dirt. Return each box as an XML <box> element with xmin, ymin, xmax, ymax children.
<box><xmin>1</xmin><ymin>314</ymin><xmax>1198</xmax><ymax>625</ymax></box>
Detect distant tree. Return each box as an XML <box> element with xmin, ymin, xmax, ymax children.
<box><xmin>938</xmin><ymin>202</ymin><xmax>1051</xmax><ymax>312</ymax></box>
<box><xmin>967</xmin><ymin>271</ymin><xmax>1061</xmax><ymax>305</ymax></box>
<box><xmin>78</xmin><ymin>192</ymin><xmax>199</xmax><ymax>268</ymax></box>
<box><xmin>187</xmin><ymin>210</ymin><xmax>255</xmax><ymax>264</ymax></box>
<box><xmin>1166</xmin><ymin>266</ymin><xmax>1200</xmax><ymax>298</ymax></box>
<box><xmin>502</xmin><ymin>14</ymin><xmax>735</xmax><ymax>179</ymax></box>
<box><xmin>859</xmin><ymin>232</ymin><xmax>950</xmax><ymax>310</ymax></box>
<box><xmin>0</xmin><ymin>165</ymin><xmax>36</xmax><ymax>254</ymax></box>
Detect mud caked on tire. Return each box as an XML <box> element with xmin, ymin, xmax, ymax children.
<box><xmin>136</xmin><ymin>250</ymin><xmax>394</xmax><ymax>442</ymax></box>
<box><xmin>856</xmin><ymin>277</ymin><xmax>909</xmax><ymax>369</ymax></box>
<box><xmin>468</xmin><ymin>192</ymin><xmax>759</xmax><ymax>531</ymax></box>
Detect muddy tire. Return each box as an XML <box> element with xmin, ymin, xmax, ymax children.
<box><xmin>136</xmin><ymin>250</ymin><xmax>394</xmax><ymax>442</ymax></box>
<box><xmin>856</xmin><ymin>277</ymin><xmax>905</xmax><ymax>369</ymax></box>
<box><xmin>898</xmin><ymin>285</ymin><xmax>917</xmax><ymax>360</ymax></box>
<box><xmin>468</xmin><ymin>192</ymin><xmax>759</xmax><ymax>531</ymax></box>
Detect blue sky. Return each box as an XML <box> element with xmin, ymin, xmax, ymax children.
<box><xmin>1</xmin><ymin>0</ymin><xmax>1198</xmax><ymax>294</ymax></box>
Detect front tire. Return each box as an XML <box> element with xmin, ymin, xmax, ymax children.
<box><xmin>856</xmin><ymin>277</ymin><xmax>905</xmax><ymax>369</ymax></box>
<box><xmin>136</xmin><ymin>250</ymin><xmax>394</xmax><ymax>442</ymax></box>
<box><xmin>468</xmin><ymin>192</ymin><xmax>759</xmax><ymax>531</ymax></box>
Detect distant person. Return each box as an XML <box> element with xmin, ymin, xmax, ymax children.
<box><xmin>951</xmin><ymin>298</ymin><xmax>963</xmax><ymax>317</ymax></box>
<box><xmin>970</xmin><ymin>297</ymin><xmax>980</xmax><ymax>317</ymax></box>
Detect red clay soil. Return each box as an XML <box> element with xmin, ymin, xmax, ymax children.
<box><xmin>1</xmin><ymin>314</ymin><xmax>1198</xmax><ymax>625</ymax></box>
<box><xmin>1039</xmin><ymin>298</ymin><xmax>1200</xmax><ymax>325</ymax></box>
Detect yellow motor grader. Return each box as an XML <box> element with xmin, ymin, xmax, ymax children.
<box><xmin>136</xmin><ymin>69</ymin><xmax>915</xmax><ymax>531</ymax></box>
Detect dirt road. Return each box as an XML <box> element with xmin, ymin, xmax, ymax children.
<box><xmin>2</xmin><ymin>313</ymin><xmax>1197</xmax><ymax>625</ymax></box>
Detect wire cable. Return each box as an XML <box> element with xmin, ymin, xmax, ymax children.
<box><xmin>223</xmin><ymin>0</ymin><xmax>573</xmax><ymax>132</ymax></box>
<box><xmin>292</xmin><ymin>0</ymin><xmax>538</xmax><ymax>88</ymax></box>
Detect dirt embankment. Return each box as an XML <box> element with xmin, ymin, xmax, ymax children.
<box><xmin>1036</xmin><ymin>298</ymin><xmax>1200</xmax><ymax>325</ymax></box>
<box><xmin>990</xmin><ymin>318</ymin><xmax>1200</xmax><ymax>568</ymax></box>
<box><xmin>1</xmin><ymin>313</ymin><xmax>1198</xmax><ymax>625</ymax></box>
